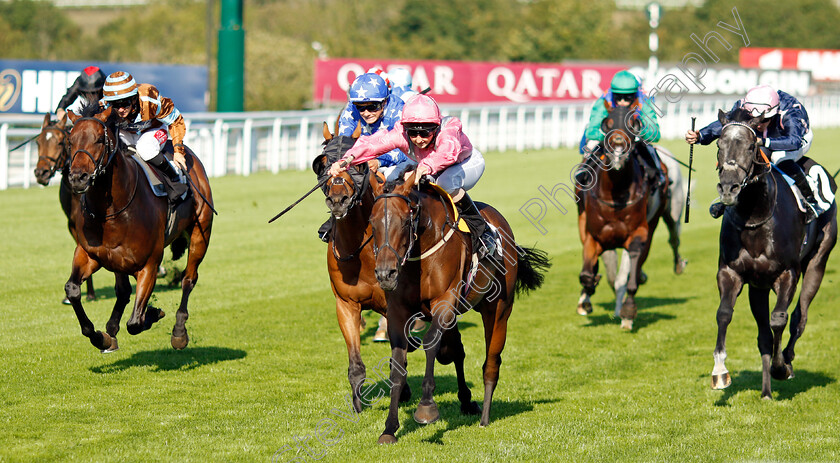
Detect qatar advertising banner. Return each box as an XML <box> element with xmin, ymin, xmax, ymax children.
<box><xmin>740</xmin><ymin>48</ymin><xmax>840</xmax><ymax>81</ymax></box>
<box><xmin>314</xmin><ymin>58</ymin><xmax>625</xmax><ymax>105</ymax></box>
<box><xmin>0</xmin><ymin>59</ymin><xmax>207</xmax><ymax>114</ymax></box>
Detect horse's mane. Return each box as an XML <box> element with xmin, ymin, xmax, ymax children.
<box><xmin>383</xmin><ymin>165</ymin><xmax>417</xmax><ymax>194</ymax></box>
<box><xmin>78</xmin><ymin>101</ymin><xmax>105</xmax><ymax>118</ymax></box>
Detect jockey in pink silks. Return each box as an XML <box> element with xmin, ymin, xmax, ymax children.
<box><xmin>328</xmin><ymin>93</ymin><xmax>496</xmax><ymax>259</ymax></box>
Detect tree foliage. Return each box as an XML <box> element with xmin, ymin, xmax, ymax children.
<box><xmin>2</xmin><ymin>0</ymin><xmax>840</xmax><ymax>110</ymax></box>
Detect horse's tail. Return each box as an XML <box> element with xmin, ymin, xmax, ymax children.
<box><xmin>170</xmin><ymin>235</ymin><xmax>188</xmax><ymax>261</ymax></box>
<box><xmin>514</xmin><ymin>245</ymin><xmax>551</xmax><ymax>296</ymax></box>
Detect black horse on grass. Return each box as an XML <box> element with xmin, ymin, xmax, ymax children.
<box><xmin>710</xmin><ymin>108</ymin><xmax>837</xmax><ymax>399</ymax></box>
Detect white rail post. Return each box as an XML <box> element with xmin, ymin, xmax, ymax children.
<box><xmin>242</xmin><ymin>118</ymin><xmax>253</xmax><ymax>176</ymax></box>
<box><xmin>0</xmin><ymin>124</ymin><xmax>8</xmax><ymax>190</ymax></box>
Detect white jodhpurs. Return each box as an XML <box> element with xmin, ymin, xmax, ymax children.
<box><xmin>434</xmin><ymin>148</ymin><xmax>486</xmax><ymax>195</ymax></box>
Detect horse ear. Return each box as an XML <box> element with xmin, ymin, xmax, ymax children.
<box><xmin>352</xmin><ymin>122</ymin><xmax>362</xmax><ymax>139</ymax></box>
<box><xmin>749</xmin><ymin>114</ymin><xmax>765</xmax><ymax>128</ymax></box>
<box><xmin>58</xmin><ymin>112</ymin><xmax>68</xmax><ymax>129</ymax></box>
<box><xmin>42</xmin><ymin>113</ymin><xmax>51</xmax><ymax>128</ymax></box>
<box><xmin>718</xmin><ymin>109</ymin><xmax>728</xmax><ymax>125</ymax></box>
<box><xmin>97</xmin><ymin>107</ymin><xmax>112</xmax><ymax>122</ymax></box>
<box><xmin>322</xmin><ymin>122</ymin><xmax>333</xmax><ymax>141</ymax></box>
<box><xmin>67</xmin><ymin>110</ymin><xmax>80</xmax><ymax>123</ymax></box>
<box><xmin>603</xmin><ymin>98</ymin><xmax>613</xmax><ymax>111</ymax></box>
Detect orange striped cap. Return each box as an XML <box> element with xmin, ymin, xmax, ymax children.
<box><xmin>102</xmin><ymin>71</ymin><xmax>138</xmax><ymax>101</ymax></box>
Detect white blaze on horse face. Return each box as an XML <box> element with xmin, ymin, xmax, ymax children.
<box><xmin>45</xmin><ymin>132</ymin><xmax>54</xmax><ymax>141</ymax></box>
<box><xmin>721</xmin><ymin>160</ymin><xmax>739</xmax><ymax>171</ymax></box>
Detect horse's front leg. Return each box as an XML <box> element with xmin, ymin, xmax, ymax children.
<box><xmin>712</xmin><ymin>267</ymin><xmax>743</xmax><ymax>390</ymax></box>
<box><xmin>126</xmin><ymin>262</ymin><xmax>164</xmax><ymax>335</ymax></box>
<box><xmin>101</xmin><ymin>272</ymin><xmax>132</xmax><ymax>353</ymax></box>
<box><xmin>769</xmin><ymin>270</ymin><xmax>797</xmax><ymax>383</ymax></box>
<box><xmin>65</xmin><ymin>246</ymin><xmax>110</xmax><ymax>351</ymax></box>
<box><xmin>378</xmin><ymin>306</ymin><xmax>409</xmax><ymax>445</ymax></box>
<box><xmin>620</xmin><ymin>234</ymin><xmax>646</xmax><ymax>330</ymax></box>
<box><xmin>747</xmin><ymin>285</ymin><xmax>774</xmax><ymax>399</ymax></box>
<box><xmin>336</xmin><ymin>299</ymin><xmax>367</xmax><ymax>413</ymax></box>
<box><xmin>577</xmin><ymin>235</ymin><xmax>602</xmax><ymax>315</ymax></box>
<box><xmin>413</xmin><ymin>294</ymin><xmax>461</xmax><ymax>426</ymax></box>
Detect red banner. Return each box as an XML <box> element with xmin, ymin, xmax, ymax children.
<box><xmin>314</xmin><ymin>59</ymin><xmax>624</xmax><ymax>105</ymax></box>
<box><xmin>740</xmin><ymin>47</ymin><xmax>840</xmax><ymax>81</ymax></box>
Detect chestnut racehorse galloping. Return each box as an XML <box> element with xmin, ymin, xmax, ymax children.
<box><xmin>64</xmin><ymin>104</ymin><xmax>213</xmax><ymax>351</ymax></box>
<box><xmin>310</xmin><ymin>123</ymin><xmax>415</xmax><ymax>413</ymax></box>
<box><xmin>369</xmin><ymin>170</ymin><xmax>550</xmax><ymax>444</ymax></box>
<box><xmin>576</xmin><ymin>102</ymin><xmax>669</xmax><ymax>330</ymax></box>
<box><xmin>33</xmin><ymin>113</ymin><xmax>98</xmax><ymax>302</ymax></box>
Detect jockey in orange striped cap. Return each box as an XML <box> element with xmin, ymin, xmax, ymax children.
<box><xmin>102</xmin><ymin>71</ymin><xmax>188</xmax><ymax>203</ymax></box>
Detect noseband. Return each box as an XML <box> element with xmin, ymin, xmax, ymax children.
<box><xmin>371</xmin><ymin>193</ymin><xmax>419</xmax><ymax>269</ymax></box>
<box><xmin>718</xmin><ymin>122</ymin><xmax>771</xmax><ymax>189</ymax></box>
<box><xmin>70</xmin><ymin>116</ymin><xmax>119</xmax><ymax>188</ymax></box>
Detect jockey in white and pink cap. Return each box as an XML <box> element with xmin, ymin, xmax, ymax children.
<box><xmin>329</xmin><ymin>94</ymin><xmax>496</xmax><ymax>259</ymax></box>
<box><xmin>685</xmin><ymin>84</ymin><xmax>823</xmax><ymax>221</ymax></box>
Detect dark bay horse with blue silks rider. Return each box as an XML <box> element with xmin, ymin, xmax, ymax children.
<box><xmin>709</xmin><ymin>108</ymin><xmax>836</xmax><ymax>399</ymax></box>
<box><xmin>367</xmin><ymin>169</ymin><xmax>550</xmax><ymax>444</ymax></box>
<box><xmin>33</xmin><ymin>113</ymin><xmax>99</xmax><ymax>303</ymax></box>
<box><xmin>64</xmin><ymin>103</ymin><xmax>214</xmax><ymax>352</ymax></box>
<box><xmin>576</xmin><ymin>101</ymin><xmax>669</xmax><ymax>330</ymax></box>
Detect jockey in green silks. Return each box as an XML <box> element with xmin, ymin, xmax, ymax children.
<box><xmin>577</xmin><ymin>70</ymin><xmax>666</xmax><ymax>190</ymax></box>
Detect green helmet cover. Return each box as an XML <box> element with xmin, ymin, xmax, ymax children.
<box><xmin>610</xmin><ymin>70</ymin><xmax>639</xmax><ymax>94</ymax></box>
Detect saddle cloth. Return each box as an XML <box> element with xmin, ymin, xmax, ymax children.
<box><xmin>422</xmin><ymin>181</ymin><xmax>470</xmax><ymax>233</ymax></box>
<box><xmin>774</xmin><ymin>160</ymin><xmax>836</xmax><ymax>216</ymax></box>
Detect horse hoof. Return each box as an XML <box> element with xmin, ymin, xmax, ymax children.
<box><xmin>461</xmin><ymin>401</ymin><xmax>481</xmax><ymax>415</ymax></box>
<box><xmin>144</xmin><ymin>307</ymin><xmax>166</xmax><ymax>330</ymax></box>
<box><xmin>377</xmin><ymin>434</ymin><xmax>397</xmax><ymax>445</ymax></box>
<box><xmin>786</xmin><ymin>364</ymin><xmax>795</xmax><ymax>379</ymax></box>
<box><xmin>414</xmin><ymin>402</ymin><xmax>440</xmax><ymax>424</ymax></box>
<box><xmin>638</xmin><ymin>272</ymin><xmax>648</xmax><ymax>285</ymax></box>
<box><xmin>711</xmin><ymin>373</ymin><xmax>731</xmax><ymax>389</ymax></box>
<box><xmin>171</xmin><ymin>333</ymin><xmax>189</xmax><ymax>350</ymax></box>
<box><xmin>410</xmin><ymin>319</ymin><xmax>427</xmax><ymax>333</ymax></box>
<box><xmin>86</xmin><ymin>294</ymin><xmax>96</xmax><ymax>301</ymax></box>
<box><xmin>62</xmin><ymin>297</ymin><xmax>71</xmax><ymax>305</ymax></box>
<box><xmin>674</xmin><ymin>259</ymin><xmax>688</xmax><ymax>275</ymax></box>
<box><xmin>771</xmin><ymin>364</ymin><xmax>792</xmax><ymax>381</ymax></box>
<box><xmin>620</xmin><ymin>318</ymin><xmax>633</xmax><ymax>331</ymax></box>
<box><xmin>100</xmin><ymin>336</ymin><xmax>119</xmax><ymax>353</ymax></box>
<box><xmin>576</xmin><ymin>302</ymin><xmax>593</xmax><ymax>316</ymax></box>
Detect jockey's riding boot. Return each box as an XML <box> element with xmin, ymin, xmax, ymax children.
<box><xmin>709</xmin><ymin>202</ymin><xmax>726</xmax><ymax>219</ymax></box>
<box><xmin>778</xmin><ymin>160</ymin><xmax>823</xmax><ymax>223</ymax></box>
<box><xmin>148</xmin><ymin>152</ymin><xmax>188</xmax><ymax>203</ymax></box>
<box><xmin>317</xmin><ymin>216</ymin><xmax>334</xmax><ymax>243</ymax></box>
<box><xmin>455</xmin><ymin>191</ymin><xmax>495</xmax><ymax>260</ymax></box>
<box><xmin>639</xmin><ymin>145</ymin><xmax>667</xmax><ymax>191</ymax></box>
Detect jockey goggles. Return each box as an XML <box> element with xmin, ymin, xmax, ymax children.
<box><xmin>354</xmin><ymin>101</ymin><xmax>385</xmax><ymax>113</ymax></box>
<box><xmin>614</xmin><ymin>93</ymin><xmax>635</xmax><ymax>104</ymax></box>
<box><xmin>110</xmin><ymin>97</ymin><xmax>134</xmax><ymax>109</ymax></box>
<box><xmin>405</xmin><ymin>124</ymin><xmax>439</xmax><ymax>138</ymax></box>
<box><xmin>744</xmin><ymin>101</ymin><xmax>779</xmax><ymax>118</ymax></box>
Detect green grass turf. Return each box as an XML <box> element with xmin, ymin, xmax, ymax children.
<box><xmin>1</xmin><ymin>130</ymin><xmax>839</xmax><ymax>462</ymax></box>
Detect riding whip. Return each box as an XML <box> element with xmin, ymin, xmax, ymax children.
<box><xmin>268</xmin><ymin>159</ymin><xmax>349</xmax><ymax>223</ymax></box>
<box><xmin>183</xmin><ymin>173</ymin><xmax>218</xmax><ymax>216</ymax></box>
<box><xmin>9</xmin><ymin>134</ymin><xmax>39</xmax><ymax>152</ymax></box>
<box><xmin>685</xmin><ymin>117</ymin><xmax>696</xmax><ymax>223</ymax></box>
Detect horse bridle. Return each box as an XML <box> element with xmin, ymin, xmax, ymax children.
<box><xmin>717</xmin><ymin>122</ymin><xmax>771</xmax><ymax>189</ymax></box>
<box><xmin>70</xmin><ymin>116</ymin><xmax>119</xmax><ymax>189</ymax></box>
<box><xmin>371</xmin><ymin>192</ymin><xmax>419</xmax><ymax>270</ymax></box>
<box><xmin>38</xmin><ymin>125</ymin><xmax>71</xmax><ymax>179</ymax></box>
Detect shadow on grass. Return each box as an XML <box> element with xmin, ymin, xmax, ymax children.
<box><xmin>579</xmin><ymin>295</ymin><xmax>688</xmax><ymax>331</ymax></box>
<box><xmin>90</xmin><ymin>346</ymin><xmax>247</xmax><ymax>374</ymax></box>
<box><xmin>712</xmin><ymin>368</ymin><xmax>835</xmax><ymax>406</ymax></box>
<box><xmin>75</xmin><ymin>272</ymin><xmax>185</xmax><ymax>303</ymax></box>
<box><xmin>378</xmin><ymin>374</ymin><xmax>554</xmax><ymax>443</ymax></box>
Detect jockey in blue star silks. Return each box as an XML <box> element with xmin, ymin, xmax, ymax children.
<box><xmin>318</xmin><ymin>72</ymin><xmax>414</xmax><ymax>244</ymax></box>
<box><xmin>337</xmin><ymin>72</ymin><xmax>413</xmax><ymax>182</ymax></box>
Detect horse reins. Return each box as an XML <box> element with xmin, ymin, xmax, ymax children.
<box><xmin>72</xmin><ymin>116</ymin><xmax>139</xmax><ymax>220</ymax></box>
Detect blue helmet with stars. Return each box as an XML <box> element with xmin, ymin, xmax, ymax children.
<box><xmin>348</xmin><ymin>73</ymin><xmax>389</xmax><ymax>102</ymax></box>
